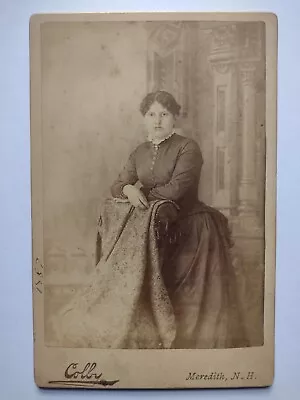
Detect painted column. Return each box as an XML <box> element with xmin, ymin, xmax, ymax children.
<box><xmin>238</xmin><ymin>61</ymin><xmax>258</xmax><ymax>217</ymax></box>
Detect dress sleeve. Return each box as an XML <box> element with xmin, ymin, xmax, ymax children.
<box><xmin>148</xmin><ymin>139</ymin><xmax>203</xmax><ymax>202</ymax></box>
<box><xmin>110</xmin><ymin>149</ymin><xmax>138</xmax><ymax>198</ymax></box>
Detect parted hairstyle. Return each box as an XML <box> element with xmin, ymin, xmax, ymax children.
<box><xmin>139</xmin><ymin>90</ymin><xmax>181</xmax><ymax>117</ymax></box>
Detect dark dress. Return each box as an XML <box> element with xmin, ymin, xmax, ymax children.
<box><xmin>111</xmin><ymin>133</ymin><xmax>249</xmax><ymax>349</ymax></box>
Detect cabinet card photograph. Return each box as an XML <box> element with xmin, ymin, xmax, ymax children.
<box><xmin>30</xmin><ymin>11</ymin><xmax>277</xmax><ymax>389</ymax></box>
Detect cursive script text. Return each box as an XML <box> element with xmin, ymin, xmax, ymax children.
<box><xmin>49</xmin><ymin>362</ymin><xmax>119</xmax><ymax>387</ymax></box>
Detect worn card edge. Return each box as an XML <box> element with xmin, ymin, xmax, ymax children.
<box><xmin>29</xmin><ymin>11</ymin><xmax>278</xmax><ymax>390</ymax></box>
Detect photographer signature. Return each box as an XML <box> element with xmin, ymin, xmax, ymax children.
<box><xmin>48</xmin><ymin>362</ymin><xmax>119</xmax><ymax>387</ymax></box>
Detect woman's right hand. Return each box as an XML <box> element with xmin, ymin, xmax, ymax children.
<box><xmin>122</xmin><ymin>185</ymin><xmax>149</xmax><ymax>210</ymax></box>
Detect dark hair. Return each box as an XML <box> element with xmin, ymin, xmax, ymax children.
<box><xmin>139</xmin><ymin>90</ymin><xmax>181</xmax><ymax>117</ymax></box>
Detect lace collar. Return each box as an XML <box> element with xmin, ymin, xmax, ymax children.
<box><xmin>148</xmin><ymin>130</ymin><xmax>175</xmax><ymax>146</ymax></box>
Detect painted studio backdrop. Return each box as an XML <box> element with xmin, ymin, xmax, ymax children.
<box><xmin>41</xmin><ymin>21</ymin><xmax>266</xmax><ymax>347</ymax></box>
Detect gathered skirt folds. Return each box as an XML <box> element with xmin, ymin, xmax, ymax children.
<box><xmin>159</xmin><ymin>201</ymin><xmax>249</xmax><ymax>349</ymax></box>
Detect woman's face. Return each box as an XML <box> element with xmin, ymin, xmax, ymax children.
<box><xmin>144</xmin><ymin>101</ymin><xmax>175</xmax><ymax>140</ymax></box>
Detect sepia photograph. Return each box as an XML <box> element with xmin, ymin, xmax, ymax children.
<box><xmin>30</xmin><ymin>11</ymin><xmax>277</xmax><ymax>389</ymax></box>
